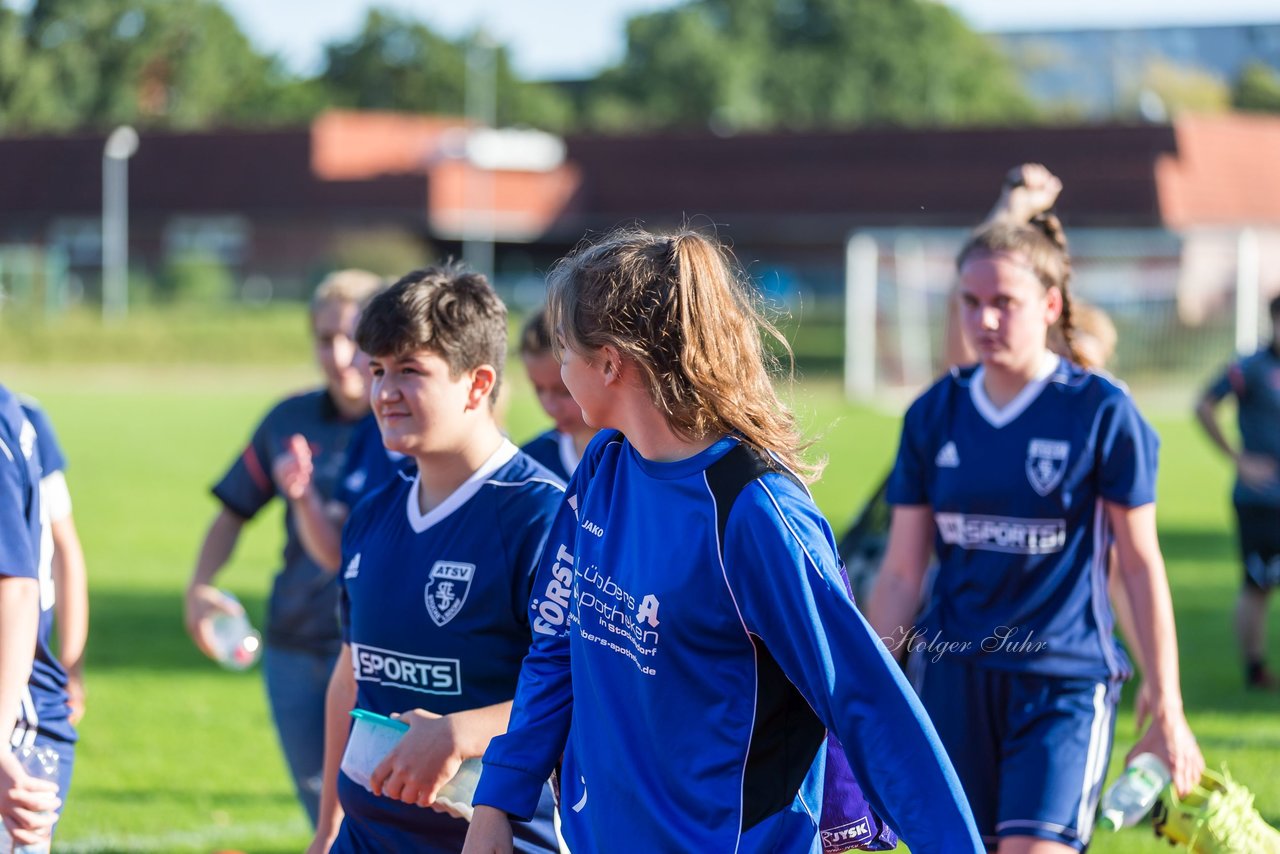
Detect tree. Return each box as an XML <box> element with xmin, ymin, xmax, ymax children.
<box><xmin>1233</xmin><ymin>61</ymin><xmax>1280</xmax><ymax>113</ymax></box>
<box><xmin>582</xmin><ymin>0</ymin><xmax>1036</xmax><ymax>132</ymax></box>
<box><xmin>0</xmin><ymin>0</ymin><xmax>315</xmax><ymax>132</ymax></box>
<box><xmin>320</xmin><ymin>9</ymin><xmax>572</xmax><ymax>131</ymax></box>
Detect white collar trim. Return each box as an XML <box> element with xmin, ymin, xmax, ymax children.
<box><xmin>405</xmin><ymin>439</ymin><xmax>519</xmax><ymax>533</ymax></box>
<box><xmin>970</xmin><ymin>352</ymin><xmax>1061</xmax><ymax>429</ymax></box>
<box><xmin>557</xmin><ymin>431</ymin><xmax>582</xmax><ymax>477</ymax></box>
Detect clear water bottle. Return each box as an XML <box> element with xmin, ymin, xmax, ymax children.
<box><xmin>0</xmin><ymin>744</ymin><xmax>60</xmax><ymax>854</ymax></box>
<box><xmin>1097</xmin><ymin>752</ymin><xmax>1171</xmax><ymax>831</ymax></box>
<box><xmin>210</xmin><ymin>592</ymin><xmax>262</xmax><ymax>671</ymax></box>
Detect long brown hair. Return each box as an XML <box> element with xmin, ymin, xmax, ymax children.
<box><xmin>547</xmin><ymin>227</ymin><xmax>818</xmax><ymax>480</ymax></box>
<box><xmin>956</xmin><ymin>214</ymin><xmax>1094</xmax><ymax>368</ymax></box>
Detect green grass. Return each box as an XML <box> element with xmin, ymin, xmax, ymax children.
<box><xmin>5</xmin><ymin>334</ymin><xmax>1279</xmax><ymax>852</ymax></box>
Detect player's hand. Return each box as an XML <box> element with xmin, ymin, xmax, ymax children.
<box><xmin>998</xmin><ymin>163</ymin><xmax>1062</xmax><ymax>224</ymax></box>
<box><xmin>0</xmin><ymin>751</ymin><xmax>61</xmax><ymax>844</ymax></box>
<box><xmin>65</xmin><ymin>663</ymin><xmax>86</xmax><ymax>725</ymax></box>
<box><xmin>370</xmin><ymin>708</ymin><xmax>462</xmax><ymax>808</ymax></box>
<box><xmin>273</xmin><ymin>434</ymin><xmax>315</xmax><ymax>501</ymax></box>
<box><xmin>183</xmin><ymin>583</ymin><xmax>242</xmax><ymax>660</ymax></box>
<box><xmin>1128</xmin><ymin>706</ymin><xmax>1204</xmax><ymax>797</ymax></box>
<box><xmin>1236</xmin><ymin>451</ymin><xmax>1279</xmax><ymax>491</ymax></box>
<box><xmin>462</xmin><ymin>805</ymin><xmax>515</xmax><ymax>854</ymax></box>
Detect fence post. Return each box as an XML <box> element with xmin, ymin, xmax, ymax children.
<box><xmin>845</xmin><ymin>233</ymin><xmax>878</xmax><ymax>401</ymax></box>
<box><xmin>1235</xmin><ymin>228</ymin><xmax>1259</xmax><ymax>356</ymax></box>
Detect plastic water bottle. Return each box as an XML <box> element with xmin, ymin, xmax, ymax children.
<box><xmin>1097</xmin><ymin>753</ymin><xmax>1171</xmax><ymax>831</ymax></box>
<box><xmin>210</xmin><ymin>592</ymin><xmax>262</xmax><ymax>671</ymax></box>
<box><xmin>0</xmin><ymin>744</ymin><xmax>60</xmax><ymax>854</ymax></box>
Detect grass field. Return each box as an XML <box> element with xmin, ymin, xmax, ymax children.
<box><xmin>5</xmin><ymin>325</ymin><xmax>1280</xmax><ymax>852</ymax></box>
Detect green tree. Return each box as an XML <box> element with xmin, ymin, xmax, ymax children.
<box><xmin>583</xmin><ymin>0</ymin><xmax>1035</xmax><ymax>131</ymax></box>
<box><xmin>0</xmin><ymin>0</ymin><xmax>315</xmax><ymax>132</ymax></box>
<box><xmin>320</xmin><ymin>9</ymin><xmax>572</xmax><ymax>130</ymax></box>
<box><xmin>1233</xmin><ymin>61</ymin><xmax>1280</xmax><ymax>113</ymax></box>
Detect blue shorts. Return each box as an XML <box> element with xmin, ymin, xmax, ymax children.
<box><xmin>914</xmin><ymin>655</ymin><xmax>1119</xmax><ymax>851</ymax></box>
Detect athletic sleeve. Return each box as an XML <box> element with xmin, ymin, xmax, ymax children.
<box><xmin>886</xmin><ymin>396</ymin><xmax>931</xmax><ymax>506</ymax></box>
<box><xmin>722</xmin><ymin>476</ymin><xmax>983</xmax><ymax>854</ymax></box>
<box><xmin>0</xmin><ymin>444</ymin><xmax>36</xmax><ymax>580</ymax></box>
<box><xmin>500</xmin><ymin>481</ymin><xmax>565</xmax><ymax>630</ymax></box>
<box><xmin>211</xmin><ymin>411</ymin><xmax>278</xmax><ymax>520</ymax></box>
<box><xmin>1096</xmin><ymin>392</ymin><xmax>1160</xmax><ymax>508</ymax></box>
<box><xmin>22</xmin><ymin>403</ymin><xmax>67</xmax><ymax>476</ymax></box>
<box><xmin>1204</xmin><ymin>360</ymin><xmax>1244</xmax><ymax>403</ymax></box>
<box><xmin>474</xmin><ymin>436</ymin><xmax>618</xmax><ymax>820</ymax></box>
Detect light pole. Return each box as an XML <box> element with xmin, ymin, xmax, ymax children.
<box><xmin>102</xmin><ymin>125</ymin><xmax>139</xmax><ymax>323</ymax></box>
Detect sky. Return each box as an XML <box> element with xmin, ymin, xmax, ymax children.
<box><xmin>218</xmin><ymin>0</ymin><xmax>1280</xmax><ymax>80</ymax></box>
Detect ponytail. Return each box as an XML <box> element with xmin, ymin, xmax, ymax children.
<box><xmin>548</xmin><ymin>227</ymin><xmax>819</xmax><ymax>481</ymax></box>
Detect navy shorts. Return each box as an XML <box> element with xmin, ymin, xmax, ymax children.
<box><xmin>1235</xmin><ymin>502</ymin><xmax>1280</xmax><ymax>591</ymax></box>
<box><xmin>914</xmin><ymin>655</ymin><xmax>1119</xmax><ymax>851</ymax></box>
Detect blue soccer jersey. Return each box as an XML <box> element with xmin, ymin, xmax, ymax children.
<box><xmin>887</xmin><ymin>355</ymin><xmax>1155</xmax><ymax>680</ymax></box>
<box><xmin>334</xmin><ymin>441</ymin><xmax>562</xmax><ymax>853</ymax></box>
<box><xmin>212</xmin><ymin>389</ymin><xmax>361</xmax><ymax>654</ymax></box>
<box><xmin>0</xmin><ymin>385</ymin><xmax>72</xmax><ymax>747</ymax></box>
<box><xmin>1205</xmin><ymin>347</ymin><xmax>1280</xmax><ymax>507</ymax></box>
<box><xmin>519</xmin><ymin>428</ymin><xmax>578</xmax><ymax>483</ymax></box>
<box><xmin>333</xmin><ymin>413</ymin><xmax>413</xmax><ymax>512</ymax></box>
<box><xmin>476</xmin><ymin>432</ymin><xmax>982</xmax><ymax>854</ymax></box>
<box><xmin>18</xmin><ymin>398</ymin><xmax>67</xmax><ymax>478</ymax></box>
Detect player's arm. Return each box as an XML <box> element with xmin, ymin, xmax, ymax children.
<box><xmin>1195</xmin><ymin>374</ymin><xmax>1278</xmax><ymax>489</ymax></box>
<box><xmin>725</xmin><ymin>487</ymin><xmax>982</xmax><ymax>853</ymax></box>
<box><xmin>1107</xmin><ymin>501</ymin><xmax>1204</xmax><ymax>796</ymax></box>
<box><xmin>49</xmin><ymin>509</ymin><xmax>88</xmax><ymax>724</ymax></box>
<box><xmin>309</xmin><ymin>644</ymin><xmax>355</xmax><ymax>854</ymax></box>
<box><xmin>372</xmin><ymin>701</ymin><xmax>514</xmax><ymax>808</ymax></box>
<box><xmin>273</xmin><ymin>433</ymin><xmax>345</xmax><ymax>571</ymax></box>
<box><xmin>865</xmin><ymin>504</ymin><xmax>934</xmax><ymax>662</ymax></box>
<box><xmin>183</xmin><ymin>507</ymin><xmax>248</xmax><ymax>659</ymax></box>
<box><xmin>0</xmin><ymin>576</ymin><xmax>61</xmax><ymax>840</ymax></box>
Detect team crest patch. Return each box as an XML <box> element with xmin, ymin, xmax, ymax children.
<box><xmin>424</xmin><ymin>561</ymin><xmax>475</xmax><ymax>627</ymax></box>
<box><xmin>1026</xmin><ymin>439</ymin><xmax>1069</xmax><ymax>496</ymax></box>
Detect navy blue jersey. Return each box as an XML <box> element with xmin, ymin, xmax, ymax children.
<box><xmin>477</xmin><ymin>432</ymin><xmax>981</xmax><ymax>854</ymax></box>
<box><xmin>1205</xmin><ymin>347</ymin><xmax>1280</xmax><ymax>506</ymax></box>
<box><xmin>336</xmin><ymin>441</ymin><xmax>562</xmax><ymax>852</ymax></box>
<box><xmin>212</xmin><ymin>389</ymin><xmax>361</xmax><ymax>654</ymax></box>
<box><xmin>888</xmin><ymin>357</ymin><xmax>1155</xmax><ymax>680</ymax></box>
<box><xmin>0</xmin><ymin>385</ymin><xmax>71</xmax><ymax>747</ymax></box>
<box><xmin>19</xmin><ymin>398</ymin><xmax>66</xmax><ymax>477</ymax></box>
<box><xmin>334</xmin><ymin>414</ymin><xmax>413</xmax><ymax>511</ymax></box>
<box><xmin>519</xmin><ymin>428</ymin><xmax>577</xmax><ymax>483</ymax></box>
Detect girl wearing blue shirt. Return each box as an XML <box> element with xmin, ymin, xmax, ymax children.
<box><xmin>866</xmin><ymin>180</ymin><xmax>1203</xmax><ymax>853</ymax></box>
<box><xmin>465</xmin><ymin>228</ymin><xmax>982</xmax><ymax>853</ymax></box>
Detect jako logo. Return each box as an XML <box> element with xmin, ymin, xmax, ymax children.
<box><xmin>581</xmin><ymin>519</ymin><xmax>604</xmax><ymax>538</ymax></box>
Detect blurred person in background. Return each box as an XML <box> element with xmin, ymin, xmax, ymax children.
<box><xmin>1195</xmin><ymin>294</ymin><xmax>1280</xmax><ymax>691</ymax></box>
<box><xmin>19</xmin><ymin>398</ymin><xmax>89</xmax><ymax>726</ymax></box>
<box><xmin>867</xmin><ymin>166</ymin><xmax>1203</xmax><ymax>853</ymax></box>
<box><xmin>183</xmin><ymin>269</ymin><xmax>383</xmax><ymax>826</ymax></box>
<box><xmin>0</xmin><ymin>385</ymin><xmax>68</xmax><ymax>847</ymax></box>
<box><xmin>516</xmin><ymin>306</ymin><xmax>595</xmax><ymax>482</ymax></box>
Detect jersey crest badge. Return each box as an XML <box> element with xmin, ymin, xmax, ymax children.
<box><xmin>1026</xmin><ymin>439</ymin><xmax>1069</xmax><ymax>496</ymax></box>
<box><xmin>424</xmin><ymin>561</ymin><xmax>475</xmax><ymax>626</ymax></box>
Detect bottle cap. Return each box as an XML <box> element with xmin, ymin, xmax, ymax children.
<box><xmin>1098</xmin><ymin>811</ymin><xmax>1121</xmax><ymax>832</ymax></box>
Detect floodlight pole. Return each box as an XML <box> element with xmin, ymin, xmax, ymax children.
<box><xmin>102</xmin><ymin>125</ymin><xmax>139</xmax><ymax>323</ymax></box>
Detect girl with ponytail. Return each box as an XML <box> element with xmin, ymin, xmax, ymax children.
<box><xmin>464</xmin><ymin>227</ymin><xmax>982</xmax><ymax>853</ymax></box>
<box><xmin>867</xmin><ymin>165</ymin><xmax>1204</xmax><ymax>853</ymax></box>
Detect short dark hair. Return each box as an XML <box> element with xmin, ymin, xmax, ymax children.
<box><xmin>356</xmin><ymin>264</ymin><xmax>508</xmax><ymax>401</ymax></box>
<box><xmin>518</xmin><ymin>305</ymin><xmax>552</xmax><ymax>356</ymax></box>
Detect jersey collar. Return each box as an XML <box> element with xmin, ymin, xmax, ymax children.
<box><xmin>969</xmin><ymin>352</ymin><xmax>1061</xmax><ymax>429</ymax></box>
<box><xmin>406</xmin><ymin>439</ymin><xmax>518</xmax><ymax>533</ymax></box>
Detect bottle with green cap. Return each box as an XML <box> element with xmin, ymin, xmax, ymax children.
<box><xmin>1098</xmin><ymin>752</ymin><xmax>1171</xmax><ymax>831</ymax></box>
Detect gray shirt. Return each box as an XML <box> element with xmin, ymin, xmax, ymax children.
<box><xmin>1206</xmin><ymin>346</ymin><xmax>1280</xmax><ymax>507</ymax></box>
